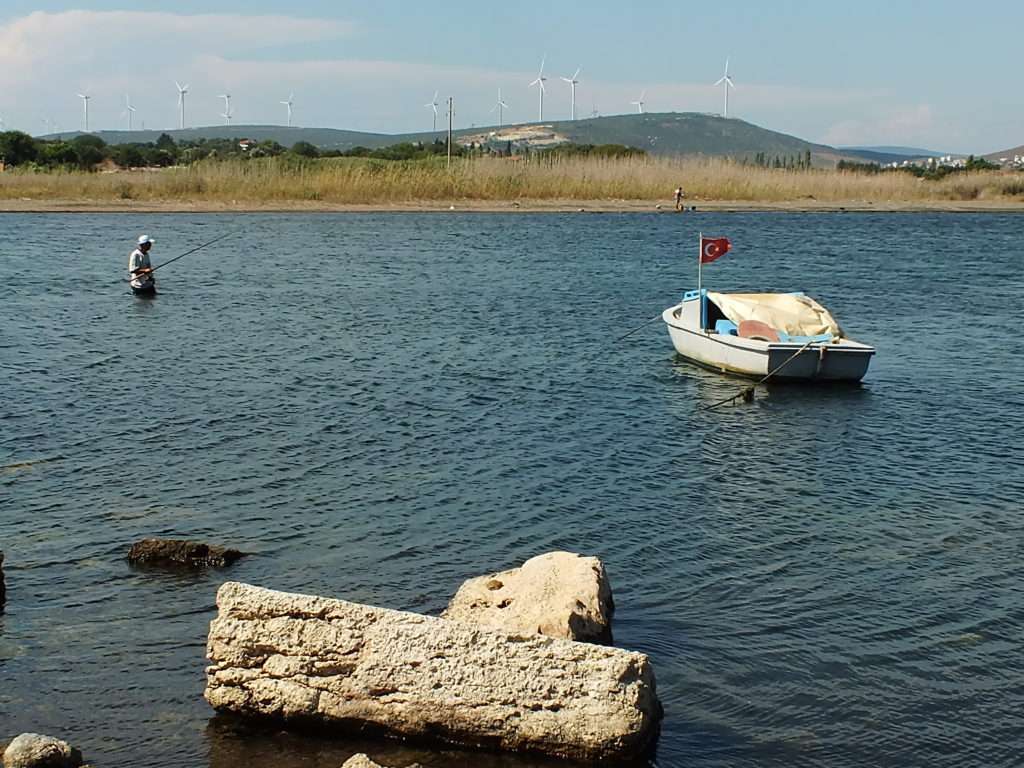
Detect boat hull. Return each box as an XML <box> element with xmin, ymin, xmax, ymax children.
<box><xmin>662</xmin><ymin>301</ymin><xmax>874</xmax><ymax>382</ymax></box>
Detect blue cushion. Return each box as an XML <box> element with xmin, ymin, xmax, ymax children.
<box><xmin>715</xmin><ymin>319</ymin><xmax>739</xmax><ymax>336</ymax></box>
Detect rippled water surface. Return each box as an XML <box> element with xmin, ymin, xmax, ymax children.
<box><xmin>2</xmin><ymin>212</ymin><xmax>1023</xmax><ymax>768</ymax></box>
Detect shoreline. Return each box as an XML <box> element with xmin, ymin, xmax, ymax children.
<box><xmin>2</xmin><ymin>198</ymin><xmax>1024</xmax><ymax>214</ymax></box>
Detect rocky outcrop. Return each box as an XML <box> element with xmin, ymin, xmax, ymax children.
<box><xmin>1</xmin><ymin>551</ymin><xmax>6</xmax><ymax>610</ymax></box>
<box><xmin>443</xmin><ymin>552</ymin><xmax>615</xmax><ymax>644</ymax></box>
<box><xmin>340</xmin><ymin>757</ymin><xmax>385</xmax><ymax>768</ymax></box>
<box><xmin>2</xmin><ymin>733</ymin><xmax>83</xmax><ymax>768</ymax></box>
<box><xmin>205</xmin><ymin>582</ymin><xmax>660</xmax><ymax>762</ymax></box>
<box><xmin>127</xmin><ymin>539</ymin><xmax>244</xmax><ymax>568</ymax></box>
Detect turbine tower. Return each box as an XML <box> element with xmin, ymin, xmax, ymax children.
<box><xmin>631</xmin><ymin>89</ymin><xmax>646</xmax><ymax>114</ymax></box>
<box><xmin>424</xmin><ymin>91</ymin><xmax>439</xmax><ymax>132</ymax></box>
<box><xmin>123</xmin><ymin>95</ymin><xmax>137</xmax><ymax>130</ymax></box>
<box><xmin>714</xmin><ymin>58</ymin><xmax>735</xmax><ymax>118</ymax></box>
<box><xmin>489</xmin><ymin>88</ymin><xmax>509</xmax><ymax>129</ymax></box>
<box><xmin>529</xmin><ymin>56</ymin><xmax>547</xmax><ymax>122</ymax></box>
<box><xmin>219</xmin><ymin>93</ymin><xmax>233</xmax><ymax>125</ymax></box>
<box><xmin>77</xmin><ymin>93</ymin><xmax>91</xmax><ymax>132</ymax></box>
<box><xmin>561</xmin><ymin>67</ymin><xmax>581</xmax><ymax>120</ymax></box>
<box><xmin>175</xmin><ymin>81</ymin><xmax>189</xmax><ymax>129</ymax></box>
<box><xmin>281</xmin><ymin>93</ymin><xmax>294</xmax><ymax>127</ymax></box>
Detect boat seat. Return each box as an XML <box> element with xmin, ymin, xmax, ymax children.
<box><xmin>714</xmin><ymin>319</ymin><xmax>739</xmax><ymax>336</ymax></box>
<box><xmin>737</xmin><ymin>319</ymin><xmax>781</xmax><ymax>343</ymax></box>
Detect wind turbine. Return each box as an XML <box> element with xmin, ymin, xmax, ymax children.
<box><xmin>631</xmin><ymin>89</ymin><xmax>646</xmax><ymax>114</ymax></box>
<box><xmin>77</xmin><ymin>93</ymin><xmax>91</xmax><ymax>132</ymax></box>
<box><xmin>714</xmin><ymin>58</ymin><xmax>735</xmax><ymax>118</ymax></box>
<box><xmin>424</xmin><ymin>91</ymin><xmax>439</xmax><ymax>132</ymax></box>
<box><xmin>281</xmin><ymin>93</ymin><xmax>294</xmax><ymax>127</ymax></box>
<box><xmin>175</xmin><ymin>81</ymin><xmax>189</xmax><ymax>129</ymax></box>
<box><xmin>489</xmin><ymin>88</ymin><xmax>509</xmax><ymax>129</ymax></box>
<box><xmin>122</xmin><ymin>95</ymin><xmax>136</xmax><ymax>130</ymax></box>
<box><xmin>561</xmin><ymin>67</ymin><xmax>581</xmax><ymax>120</ymax></box>
<box><xmin>219</xmin><ymin>93</ymin><xmax>233</xmax><ymax>125</ymax></box>
<box><xmin>529</xmin><ymin>56</ymin><xmax>548</xmax><ymax>122</ymax></box>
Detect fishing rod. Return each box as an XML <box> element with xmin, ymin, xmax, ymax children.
<box><xmin>127</xmin><ymin>230</ymin><xmax>235</xmax><ymax>282</ymax></box>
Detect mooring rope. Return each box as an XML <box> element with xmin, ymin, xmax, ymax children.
<box><xmin>701</xmin><ymin>338</ymin><xmax>818</xmax><ymax>411</ymax></box>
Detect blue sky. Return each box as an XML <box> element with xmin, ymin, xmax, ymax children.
<box><xmin>2</xmin><ymin>1</ymin><xmax>1021</xmax><ymax>152</ymax></box>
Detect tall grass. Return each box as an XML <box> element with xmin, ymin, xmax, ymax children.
<box><xmin>2</xmin><ymin>155</ymin><xmax>1024</xmax><ymax>204</ymax></box>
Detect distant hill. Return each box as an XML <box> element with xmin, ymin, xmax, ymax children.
<box><xmin>455</xmin><ymin>113</ymin><xmax>854</xmax><ymax>166</ymax></box>
<box><xmin>984</xmin><ymin>144</ymin><xmax>1024</xmax><ymax>161</ymax></box>
<box><xmin>45</xmin><ymin>125</ymin><xmax>393</xmax><ymax>152</ymax></box>
<box><xmin>42</xmin><ymin>113</ymin><xmax>868</xmax><ymax>166</ymax></box>
<box><xmin>842</xmin><ymin>145</ymin><xmax>945</xmax><ymax>158</ymax></box>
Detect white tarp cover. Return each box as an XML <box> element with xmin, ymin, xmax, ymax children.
<box><xmin>707</xmin><ymin>292</ymin><xmax>843</xmax><ymax>337</ymax></box>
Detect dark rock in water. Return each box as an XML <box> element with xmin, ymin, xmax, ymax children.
<box><xmin>3</xmin><ymin>733</ymin><xmax>84</xmax><ymax>768</ymax></box>
<box><xmin>1</xmin><ymin>550</ymin><xmax>6</xmax><ymax>610</ymax></box>
<box><xmin>127</xmin><ymin>539</ymin><xmax>244</xmax><ymax>568</ymax></box>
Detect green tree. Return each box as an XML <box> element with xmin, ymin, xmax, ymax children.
<box><xmin>0</xmin><ymin>131</ymin><xmax>39</xmax><ymax>166</ymax></box>
<box><xmin>110</xmin><ymin>144</ymin><xmax>145</xmax><ymax>168</ymax></box>
<box><xmin>290</xmin><ymin>141</ymin><xmax>320</xmax><ymax>158</ymax></box>
<box><xmin>39</xmin><ymin>141</ymin><xmax>79</xmax><ymax>167</ymax></box>
<box><xmin>71</xmin><ymin>134</ymin><xmax>108</xmax><ymax>169</ymax></box>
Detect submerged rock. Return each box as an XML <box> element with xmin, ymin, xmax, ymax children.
<box><xmin>205</xmin><ymin>582</ymin><xmax>660</xmax><ymax>762</ymax></box>
<box><xmin>443</xmin><ymin>551</ymin><xmax>615</xmax><ymax>644</ymax></box>
<box><xmin>127</xmin><ymin>539</ymin><xmax>244</xmax><ymax>568</ymax></box>
<box><xmin>341</xmin><ymin>755</ymin><xmax>420</xmax><ymax>768</ymax></box>
<box><xmin>2</xmin><ymin>733</ymin><xmax>83</xmax><ymax>768</ymax></box>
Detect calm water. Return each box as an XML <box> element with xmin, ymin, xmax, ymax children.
<box><xmin>2</xmin><ymin>211</ymin><xmax>1023</xmax><ymax>768</ymax></box>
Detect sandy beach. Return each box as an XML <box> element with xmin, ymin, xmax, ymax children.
<box><xmin>3</xmin><ymin>197</ymin><xmax>1024</xmax><ymax>213</ymax></box>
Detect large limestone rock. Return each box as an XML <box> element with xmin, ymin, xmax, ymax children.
<box><xmin>2</xmin><ymin>733</ymin><xmax>83</xmax><ymax>768</ymax></box>
<box><xmin>443</xmin><ymin>551</ymin><xmax>614</xmax><ymax>644</ymax></box>
<box><xmin>205</xmin><ymin>582</ymin><xmax>660</xmax><ymax>762</ymax></box>
<box><xmin>127</xmin><ymin>539</ymin><xmax>244</xmax><ymax>568</ymax></box>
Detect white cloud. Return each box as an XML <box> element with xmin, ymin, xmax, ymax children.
<box><xmin>0</xmin><ymin>10</ymin><xmax>354</xmax><ymax>129</ymax></box>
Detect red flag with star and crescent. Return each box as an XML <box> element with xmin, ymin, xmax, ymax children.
<box><xmin>700</xmin><ymin>236</ymin><xmax>731</xmax><ymax>264</ymax></box>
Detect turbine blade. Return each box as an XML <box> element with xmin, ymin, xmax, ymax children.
<box><xmin>714</xmin><ymin>76</ymin><xmax>726</xmax><ymax>85</ymax></box>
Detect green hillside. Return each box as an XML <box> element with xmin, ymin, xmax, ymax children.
<box><xmin>43</xmin><ymin>113</ymin><xmax>859</xmax><ymax>165</ymax></box>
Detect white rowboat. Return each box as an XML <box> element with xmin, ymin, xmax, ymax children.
<box><xmin>662</xmin><ymin>289</ymin><xmax>874</xmax><ymax>382</ymax></box>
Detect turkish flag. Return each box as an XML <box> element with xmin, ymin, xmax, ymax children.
<box><xmin>700</xmin><ymin>236</ymin><xmax>731</xmax><ymax>264</ymax></box>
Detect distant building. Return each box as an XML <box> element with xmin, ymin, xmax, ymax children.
<box><xmin>238</xmin><ymin>139</ymin><xmax>257</xmax><ymax>151</ymax></box>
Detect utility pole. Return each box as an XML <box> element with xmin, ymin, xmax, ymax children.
<box><xmin>447</xmin><ymin>96</ymin><xmax>453</xmax><ymax>169</ymax></box>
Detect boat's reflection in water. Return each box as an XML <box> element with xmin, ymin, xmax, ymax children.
<box><xmin>669</xmin><ymin>353</ymin><xmax>872</xmax><ymax>411</ymax></box>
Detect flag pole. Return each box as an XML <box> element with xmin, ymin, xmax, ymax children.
<box><xmin>698</xmin><ymin>231</ymin><xmax>703</xmax><ymax>329</ymax></box>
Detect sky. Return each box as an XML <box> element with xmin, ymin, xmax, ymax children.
<box><xmin>1</xmin><ymin>1</ymin><xmax>1021</xmax><ymax>153</ymax></box>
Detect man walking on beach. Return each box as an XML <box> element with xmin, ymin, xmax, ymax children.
<box><xmin>129</xmin><ymin>235</ymin><xmax>156</xmax><ymax>295</ymax></box>
<box><xmin>674</xmin><ymin>186</ymin><xmax>685</xmax><ymax>211</ymax></box>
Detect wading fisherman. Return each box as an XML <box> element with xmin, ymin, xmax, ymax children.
<box><xmin>129</xmin><ymin>235</ymin><xmax>156</xmax><ymax>295</ymax></box>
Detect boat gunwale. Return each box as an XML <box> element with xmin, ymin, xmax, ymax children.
<box><xmin>661</xmin><ymin>305</ymin><xmax>876</xmax><ymax>356</ymax></box>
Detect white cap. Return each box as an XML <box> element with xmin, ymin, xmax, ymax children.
<box><xmin>137</xmin><ymin>234</ymin><xmax>155</xmax><ymax>246</ymax></box>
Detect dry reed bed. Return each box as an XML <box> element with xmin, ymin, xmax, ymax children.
<box><xmin>2</xmin><ymin>156</ymin><xmax>1023</xmax><ymax>204</ymax></box>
